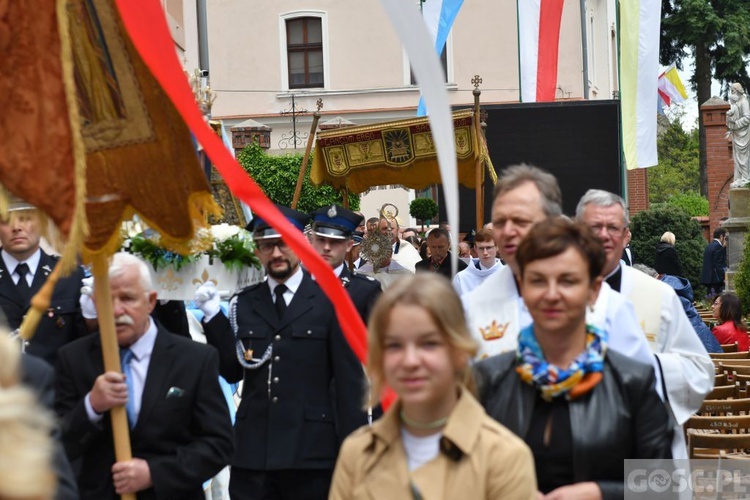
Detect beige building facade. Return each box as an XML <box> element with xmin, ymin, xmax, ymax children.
<box><xmin>166</xmin><ymin>0</ymin><xmax>619</xmax><ymax>226</ymax></box>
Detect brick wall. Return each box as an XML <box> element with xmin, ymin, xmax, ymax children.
<box><xmin>702</xmin><ymin>98</ymin><xmax>733</xmax><ymax>234</ymax></box>
<box><xmin>627</xmin><ymin>168</ymin><xmax>649</xmax><ymax>217</ymax></box>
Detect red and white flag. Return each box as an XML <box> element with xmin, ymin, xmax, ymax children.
<box><xmin>518</xmin><ymin>0</ymin><xmax>565</xmax><ymax>102</ymax></box>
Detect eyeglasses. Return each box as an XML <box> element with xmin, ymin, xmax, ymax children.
<box><xmin>588</xmin><ymin>224</ymin><xmax>626</xmax><ymax>237</ymax></box>
<box><xmin>256</xmin><ymin>239</ymin><xmax>290</xmax><ymax>254</ymax></box>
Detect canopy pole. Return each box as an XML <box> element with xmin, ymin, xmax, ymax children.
<box><xmin>291</xmin><ymin>99</ymin><xmax>323</xmax><ymax>209</ymax></box>
<box><xmin>92</xmin><ymin>253</ymin><xmax>135</xmax><ymax>500</ymax></box>
<box><xmin>472</xmin><ymin>75</ymin><xmax>484</xmax><ymax>232</ymax></box>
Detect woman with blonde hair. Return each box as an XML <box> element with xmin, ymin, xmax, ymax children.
<box><xmin>0</xmin><ymin>334</ymin><xmax>55</xmax><ymax>500</ymax></box>
<box><xmin>329</xmin><ymin>274</ymin><xmax>536</xmax><ymax>499</ymax></box>
<box><xmin>654</xmin><ymin>231</ymin><xmax>683</xmax><ymax>276</ymax></box>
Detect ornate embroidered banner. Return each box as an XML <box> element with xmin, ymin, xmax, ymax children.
<box><xmin>311</xmin><ymin>109</ymin><xmax>482</xmax><ymax>193</ymax></box>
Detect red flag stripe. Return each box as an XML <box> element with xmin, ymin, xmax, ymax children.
<box><xmin>113</xmin><ymin>0</ymin><xmax>396</xmax><ymax>406</ymax></box>
<box><xmin>658</xmin><ymin>89</ymin><xmax>671</xmax><ymax>107</ymax></box>
<box><xmin>535</xmin><ymin>0</ymin><xmax>565</xmax><ymax>102</ymax></box>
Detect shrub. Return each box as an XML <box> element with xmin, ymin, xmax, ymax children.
<box><xmin>630</xmin><ymin>205</ymin><xmax>706</xmax><ymax>292</ymax></box>
<box><xmin>665</xmin><ymin>191</ymin><xmax>709</xmax><ymax>217</ymax></box>
<box><xmin>734</xmin><ymin>231</ymin><xmax>750</xmax><ymax>314</ymax></box>
<box><xmin>237</xmin><ymin>143</ymin><xmax>359</xmax><ymax>212</ymax></box>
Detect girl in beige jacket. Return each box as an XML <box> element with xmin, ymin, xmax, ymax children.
<box><xmin>329</xmin><ymin>274</ymin><xmax>537</xmax><ymax>499</ymax></box>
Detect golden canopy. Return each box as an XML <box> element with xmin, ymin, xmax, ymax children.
<box><xmin>311</xmin><ymin>109</ymin><xmax>493</xmax><ymax>193</ymax></box>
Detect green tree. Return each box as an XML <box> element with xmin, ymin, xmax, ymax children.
<box><xmin>237</xmin><ymin>143</ymin><xmax>359</xmax><ymax>213</ymax></box>
<box><xmin>660</xmin><ymin>0</ymin><xmax>750</xmax><ymax>196</ymax></box>
<box><xmin>649</xmin><ymin>117</ymin><xmax>700</xmax><ymax>203</ymax></box>
<box><xmin>409</xmin><ymin>197</ymin><xmax>438</xmax><ymax>233</ymax></box>
<box><xmin>630</xmin><ymin>205</ymin><xmax>706</xmax><ymax>291</ymax></box>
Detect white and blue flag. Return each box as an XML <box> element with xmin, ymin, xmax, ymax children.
<box><xmin>416</xmin><ymin>0</ymin><xmax>464</xmax><ymax>116</ymax></box>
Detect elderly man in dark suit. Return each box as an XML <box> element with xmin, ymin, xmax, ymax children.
<box><xmin>310</xmin><ymin>204</ymin><xmax>382</xmax><ymax>321</ymax></box>
<box><xmin>197</xmin><ymin>205</ymin><xmax>370</xmax><ymax>500</ymax></box>
<box><xmin>54</xmin><ymin>253</ymin><xmax>233</xmax><ymax>499</ymax></box>
<box><xmin>0</xmin><ymin>200</ymin><xmax>87</xmax><ymax>364</ymax></box>
<box><xmin>701</xmin><ymin>227</ymin><xmax>728</xmax><ymax>299</ymax></box>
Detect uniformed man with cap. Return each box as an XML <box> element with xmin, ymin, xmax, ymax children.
<box><xmin>0</xmin><ymin>196</ymin><xmax>87</xmax><ymax>364</ymax></box>
<box><xmin>196</xmin><ymin>204</ymin><xmax>369</xmax><ymax>500</ymax></box>
<box><xmin>310</xmin><ymin>204</ymin><xmax>381</xmax><ymax>321</ymax></box>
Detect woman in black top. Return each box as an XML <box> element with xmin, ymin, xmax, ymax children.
<box><xmin>475</xmin><ymin>217</ymin><xmax>672</xmax><ymax>500</ymax></box>
<box><xmin>654</xmin><ymin>231</ymin><xmax>683</xmax><ymax>276</ymax></box>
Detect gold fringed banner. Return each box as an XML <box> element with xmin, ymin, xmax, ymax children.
<box><xmin>311</xmin><ymin>109</ymin><xmax>482</xmax><ymax>194</ymax></box>
<box><xmin>75</xmin><ymin>0</ymin><xmax>220</xmax><ymax>262</ymax></box>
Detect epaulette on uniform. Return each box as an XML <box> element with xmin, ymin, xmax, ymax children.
<box><xmin>351</xmin><ymin>271</ymin><xmax>376</xmax><ymax>282</ymax></box>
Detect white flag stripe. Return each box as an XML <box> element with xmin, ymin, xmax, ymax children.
<box><xmin>380</xmin><ymin>0</ymin><xmax>460</xmax><ymax>268</ymax></box>
<box><xmin>422</xmin><ymin>0</ymin><xmax>442</xmax><ymax>43</ymax></box>
<box><xmin>658</xmin><ymin>77</ymin><xmax>685</xmax><ymax>104</ymax></box>
<box><xmin>634</xmin><ymin>1</ymin><xmax>660</xmax><ymax>168</ymax></box>
<box><xmin>518</xmin><ymin>0</ymin><xmax>541</xmax><ymax>103</ymax></box>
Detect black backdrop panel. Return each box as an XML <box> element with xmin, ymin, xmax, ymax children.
<box><xmin>437</xmin><ymin>100</ymin><xmax>621</xmax><ymax>232</ymax></box>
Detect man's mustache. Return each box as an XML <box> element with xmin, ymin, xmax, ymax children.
<box><xmin>115</xmin><ymin>314</ymin><xmax>135</xmax><ymax>326</ymax></box>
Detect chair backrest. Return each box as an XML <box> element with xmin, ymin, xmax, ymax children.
<box><xmin>721</xmin><ymin>366</ymin><xmax>750</xmax><ymax>384</ymax></box>
<box><xmin>699</xmin><ymin>397</ymin><xmax>750</xmax><ymax>416</ymax></box>
<box><xmin>711</xmin><ymin>352</ymin><xmax>750</xmax><ymax>360</ymax></box>
<box><xmin>715</xmin><ymin>373</ymin><xmax>729</xmax><ymax>386</ymax></box>
<box><xmin>722</xmin><ymin>342</ymin><xmax>740</xmax><ymax>353</ymax></box>
<box><xmin>737</xmin><ymin>381</ymin><xmax>750</xmax><ymax>400</ymax></box>
<box><xmin>715</xmin><ymin>359</ymin><xmax>750</xmax><ymax>370</ymax></box>
<box><xmin>707</xmin><ymin>385</ymin><xmax>736</xmax><ymax>400</ymax></box>
<box><xmin>689</xmin><ymin>432</ymin><xmax>750</xmax><ymax>458</ymax></box>
<box><xmin>736</xmin><ymin>373</ymin><xmax>750</xmax><ymax>384</ymax></box>
<box><xmin>686</xmin><ymin>415</ymin><xmax>750</xmax><ymax>433</ymax></box>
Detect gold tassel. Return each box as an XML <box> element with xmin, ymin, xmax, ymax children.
<box><xmin>55</xmin><ymin>0</ymin><xmax>89</xmax><ymax>277</ymax></box>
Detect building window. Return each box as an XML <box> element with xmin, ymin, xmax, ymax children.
<box><xmin>410</xmin><ymin>43</ymin><xmax>448</xmax><ymax>85</ymax></box>
<box><xmin>286</xmin><ymin>17</ymin><xmax>324</xmax><ymax>89</ymax></box>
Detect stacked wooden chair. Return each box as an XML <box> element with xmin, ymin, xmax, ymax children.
<box><xmin>690</xmin><ymin>350</ymin><xmax>750</xmax><ymax>458</ymax></box>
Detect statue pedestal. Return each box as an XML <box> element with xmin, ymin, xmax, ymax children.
<box><xmin>723</xmin><ymin>188</ymin><xmax>750</xmax><ymax>291</ymax></box>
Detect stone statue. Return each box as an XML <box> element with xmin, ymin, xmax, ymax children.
<box><xmin>727</xmin><ymin>82</ymin><xmax>750</xmax><ymax>188</ymax></box>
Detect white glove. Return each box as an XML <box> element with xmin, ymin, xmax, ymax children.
<box><xmin>194</xmin><ymin>282</ymin><xmax>221</xmax><ymax>321</ymax></box>
<box><xmin>79</xmin><ymin>277</ymin><xmax>98</xmax><ymax>320</ymax></box>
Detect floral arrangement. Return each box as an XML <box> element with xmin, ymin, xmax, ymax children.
<box><xmin>122</xmin><ymin>223</ymin><xmax>260</xmax><ymax>272</ymax></box>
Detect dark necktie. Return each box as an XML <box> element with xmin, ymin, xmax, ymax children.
<box><xmin>119</xmin><ymin>348</ymin><xmax>137</xmax><ymax>428</ymax></box>
<box><xmin>14</xmin><ymin>263</ymin><xmax>30</xmax><ymax>301</ymax></box>
<box><xmin>274</xmin><ymin>284</ymin><xmax>288</xmax><ymax>319</ymax></box>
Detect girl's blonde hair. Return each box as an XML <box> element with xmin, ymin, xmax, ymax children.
<box><xmin>0</xmin><ymin>334</ymin><xmax>55</xmax><ymax>500</ymax></box>
<box><xmin>365</xmin><ymin>273</ymin><xmax>478</xmax><ymax>407</ymax></box>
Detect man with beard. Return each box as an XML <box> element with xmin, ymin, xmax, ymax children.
<box><xmin>197</xmin><ymin>205</ymin><xmax>369</xmax><ymax>500</ymax></box>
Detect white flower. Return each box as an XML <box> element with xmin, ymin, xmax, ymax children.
<box><xmin>210</xmin><ymin>224</ymin><xmax>241</xmax><ymax>242</ymax></box>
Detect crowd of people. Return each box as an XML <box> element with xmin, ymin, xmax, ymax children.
<box><xmin>2</xmin><ymin>162</ymin><xmax>747</xmax><ymax>500</ymax></box>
